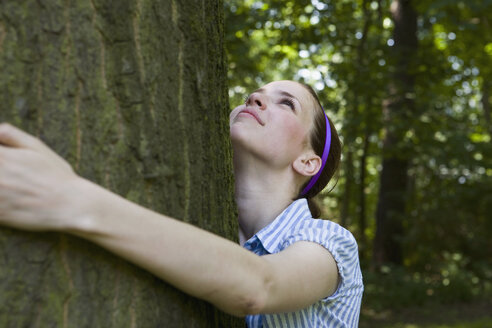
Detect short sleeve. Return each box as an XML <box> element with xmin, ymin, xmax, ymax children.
<box><xmin>281</xmin><ymin>221</ymin><xmax>362</xmax><ymax>301</ymax></box>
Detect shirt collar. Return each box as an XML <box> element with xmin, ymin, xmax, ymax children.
<box><xmin>246</xmin><ymin>198</ymin><xmax>312</xmax><ymax>254</ymax></box>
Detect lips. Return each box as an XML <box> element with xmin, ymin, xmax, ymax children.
<box><xmin>238</xmin><ymin>109</ymin><xmax>265</xmax><ymax>126</ymax></box>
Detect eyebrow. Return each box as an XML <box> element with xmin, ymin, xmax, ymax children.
<box><xmin>253</xmin><ymin>88</ymin><xmax>297</xmax><ymax>100</ymax></box>
<box><xmin>279</xmin><ymin>91</ymin><xmax>296</xmax><ymax>99</ymax></box>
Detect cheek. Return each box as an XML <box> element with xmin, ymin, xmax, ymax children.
<box><xmin>283</xmin><ymin>118</ymin><xmax>308</xmax><ymax>145</ymax></box>
<box><xmin>270</xmin><ymin>117</ymin><xmax>308</xmax><ymax>158</ymax></box>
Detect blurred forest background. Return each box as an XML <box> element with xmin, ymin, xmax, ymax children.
<box><xmin>225</xmin><ymin>0</ymin><xmax>492</xmax><ymax>327</ymax></box>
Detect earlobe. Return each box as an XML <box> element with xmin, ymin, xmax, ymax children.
<box><xmin>293</xmin><ymin>153</ymin><xmax>322</xmax><ymax>177</ymax></box>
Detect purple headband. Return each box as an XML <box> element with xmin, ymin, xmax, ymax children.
<box><xmin>300</xmin><ymin>110</ymin><xmax>331</xmax><ymax>197</ymax></box>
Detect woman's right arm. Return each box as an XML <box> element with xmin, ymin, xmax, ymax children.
<box><xmin>0</xmin><ymin>123</ymin><xmax>339</xmax><ymax>316</ymax></box>
<box><xmin>0</xmin><ymin>123</ymin><xmax>271</xmax><ymax>316</ymax></box>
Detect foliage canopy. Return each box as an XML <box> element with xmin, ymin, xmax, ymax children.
<box><xmin>225</xmin><ymin>0</ymin><xmax>492</xmax><ymax>310</ymax></box>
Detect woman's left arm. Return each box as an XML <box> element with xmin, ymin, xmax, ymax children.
<box><xmin>0</xmin><ymin>123</ymin><xmax>339</xmax><ymax>316</ymax></box>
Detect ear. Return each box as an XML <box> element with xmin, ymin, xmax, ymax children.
<box><xmin>292</xmin><ymin>151</ymin><xmax>322</xmax><ymax>178</ymax></box>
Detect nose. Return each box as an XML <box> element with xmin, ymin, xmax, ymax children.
<box><xmin>247</xmin><ymin>93</ymin><xmax>267</xmax><ymax>110</ymax></box>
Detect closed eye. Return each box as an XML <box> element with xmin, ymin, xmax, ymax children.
<box><xmin>280</xmin><ymin>98</ymin><xmax>295</xmax><ymax>111</ymax></box>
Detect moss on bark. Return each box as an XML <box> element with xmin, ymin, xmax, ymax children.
<box><xmin>0</xmin><ymin>0</ymin><xmax>240</xmax><ymax>326</ymax></box>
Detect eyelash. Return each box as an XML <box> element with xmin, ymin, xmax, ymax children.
<box><xmin>281</xmin><ymin>98</ymin><xmax>295</xmax><ymax>111</ymax></box>
<box><xmin>243</xmin><ymin>94</ymin><xmax>295</xmax><ymax>111</ymax></box>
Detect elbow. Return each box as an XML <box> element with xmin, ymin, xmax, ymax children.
<box><xmin>239</xmin><ymin>262</ymin><xmax>274</xmax><ymax>316</ymax></box>
<box><xmin>238</xmin><ymin>291</ymin><xmax>268</xmax><ymax>316</ymax></box>
<box><xmin>216</xmin><ymin>270</ymin><xmax>273</xmax><ymax>317</ymax></box>
<box><xmin>231</xmin><ymin>269</ymin><xmax>274</xmax><ymax>316</ymax></box>
<box><xmin>223</xmin><ymin>292</ymin><xmax>268</xmax><ymax>317</ymax></box>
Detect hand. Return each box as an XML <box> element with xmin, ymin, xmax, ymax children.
<box><xmin>0</xmin><ymin>123</ymin><xmax>79</xmax><ymax>231</ymax></box>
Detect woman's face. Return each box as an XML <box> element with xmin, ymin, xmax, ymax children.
<box><xmin>229</xmin><ymin>80</ymin><xmax>316</xmax><ymax>168</ymax></box>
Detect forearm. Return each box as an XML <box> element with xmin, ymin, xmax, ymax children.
<box><xmin>0</xmin><ymin>123</ymin><xmax>341</xmax><ymax>318</ymax></box>
<box><xmin>66</xmin><ymin>178</ymin><xmax>270</xmax><ymax>316</ymax></box>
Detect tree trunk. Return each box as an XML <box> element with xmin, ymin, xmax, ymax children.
<box><xmin>340</xmin><ymin>150</ymin><xmax>354</xmax><ymax>227</ymax></box>
<box><xmin>482</xmin><ymin>81</ymin><xmax>491</xmax><ymax>135</ymax></box>
<box><xmin>0</xmin><ymin>0</ymin><xmax>242</xmax><ymax>327</ymax></box>
<box><xmin>358</xmin><ymin>128</ymin><xmax>369</xmax><ymax>259</ymax></box>
<box><xmin>355</xmin><ymin>0</ymin><xmax>371</xmax><ymax>260</ymax></box>
<box><xmin>373</xmin><ymin>0</ymin><xmax>417</xmax><ymax>267</ymax></box>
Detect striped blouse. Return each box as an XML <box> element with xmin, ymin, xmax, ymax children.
<box><xmin>242</xmin><ymin>198</ymin><xmax>363</xmax><ymax>327</ymax></box>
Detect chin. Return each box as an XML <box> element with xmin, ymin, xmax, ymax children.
<box><xmin>230</xmin><ymin>125</ymin><xmax>260</xmax><ymax>155</ymax></box>
<box><xmin>230</xmin><ymin>125</ymin><xmax>251</xmax><ymax>148</ymax></box>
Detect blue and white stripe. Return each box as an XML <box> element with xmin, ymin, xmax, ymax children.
<box><xmin>243</xmin><ymin>199</ymin><xmax>364</xmax><ymax>327</ymax></box>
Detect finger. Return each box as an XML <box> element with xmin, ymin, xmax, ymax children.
<box><xmin>0</xmin><ymin>123</ymin><xmax>74</xmax><ymax>174</ymax></box>
<box><xmin>0</xmin><ymin>123</ymin><xmax>45</xmax><ymax>151</ymax></box>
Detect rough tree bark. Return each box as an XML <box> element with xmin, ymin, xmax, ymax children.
<box><xmin>0</xmin><ymin>0</ymin><xmax>242</xmax><ymax>327</ymax></box>
<box><xmin>373</xmin><ymin>0</ymin><xmax>417</xmax><ymax>267</ymax></box>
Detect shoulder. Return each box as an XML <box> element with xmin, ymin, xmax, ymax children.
<box><xmin>281</xmin><ymin>217</ymin><xmax>363</xmax><ymax>297</ymax></box>
<box><xmin>281</xmin><ymin>217</ymin><xmax>358</xmax><ymax>256</ymax></box>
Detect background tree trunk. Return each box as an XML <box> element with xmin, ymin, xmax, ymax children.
<box><xmin>482</xmin><ymin>82</ymin><xmax>491</xmax><ymax>135</ymax></box>
<box><xmin>0</xmin><ymin>0</ymin><xmax>242</xmax><ymax>327</ymax></box>
<box><xmin>373</xmin><ymin>0</ymin><xmax>417</xmax><ymax>267</ymax></box>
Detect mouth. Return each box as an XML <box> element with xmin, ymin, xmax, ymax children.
<box><xmin>238</xmin><ymin>109</ymin><xmax>265</xmax><ymax>126</ymax></box>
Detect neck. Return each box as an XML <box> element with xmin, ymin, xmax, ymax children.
<box><xmin>233</xmin><ymin>150</ymin><xmax>298</xmax><ymax>244</ymax></box>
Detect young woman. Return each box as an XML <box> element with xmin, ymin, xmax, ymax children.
<box><xmin>0</xmin><ymin>80</ymin><xmax>363</xmax><ymax>327</ymax></box>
